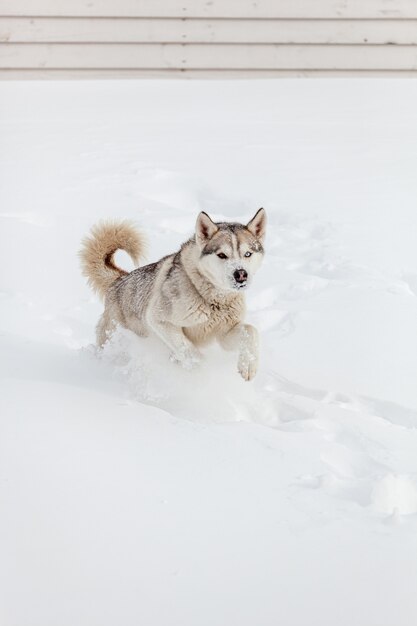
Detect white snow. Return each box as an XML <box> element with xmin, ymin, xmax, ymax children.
<box><xmin>1</xmin><ymin>79</ymin><xmax>417</xmax><ymax>626</ymax></box>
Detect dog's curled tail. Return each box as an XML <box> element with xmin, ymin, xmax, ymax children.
<box><xmin>79</xmin><ymin>220</ymin><xmax>147</xmax><ymax>299</ymax></box>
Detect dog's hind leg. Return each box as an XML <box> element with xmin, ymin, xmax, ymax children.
<box><xmin>218</xmin><ymin>323</ymin><xmax>259</xmax><ymax>381</ymax></box>
<box><xmin>96</xmin><ymin>310</ymin><xmax>117</xmax><ymax>347</ymax></box>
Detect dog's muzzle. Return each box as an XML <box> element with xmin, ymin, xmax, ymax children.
<box><xmin>233</xmin><ymin>268</ymin><xmax>248</xmax><ymax>285</ymax></box>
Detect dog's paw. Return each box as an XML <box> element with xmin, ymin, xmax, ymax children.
<box><xmin>238</xmin><ymin>352</ymin><xmax>258</xmax><ymax>381</ymax></box>
<box><xmin>170</xmin><ymin>346</ymin><xmax>202</xmax><ymax>371</ymax></box>
<box><xmin>181</xmin><ymin>352</ymin><xmax>201</xmax><ymax>371</ymax></box>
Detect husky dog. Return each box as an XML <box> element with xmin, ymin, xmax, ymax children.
<box><xmin>80</xmin><ymin>209</ymin><xmax>266</xmax><ymax>381</ymax></box>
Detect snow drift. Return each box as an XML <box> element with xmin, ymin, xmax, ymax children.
<box><xmin>1</xmin><ymin>79</ymin><xmax>417</xmax><ymax>626</ymax></box>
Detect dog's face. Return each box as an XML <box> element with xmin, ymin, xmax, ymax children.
<box><xmin>195</xmin><ymin>208</ymin><xmax>266</xmax><ymax>292</ymax></box>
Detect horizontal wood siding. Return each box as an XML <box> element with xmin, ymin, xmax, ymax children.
<box><xmin>3</xmin><ymin>43</ymin><xmax>417</xmax><ymax>70</ymax></box>
<box><xmin>0</xmin><ymin>1</ymin><xmax>416</xmax><ymax>78</ymax></box>
<box><xmin>2</xmin><ymin>18</ymin><xmax>417</xmax><ymax>45</ymax></box>
<box><xmin>1</xmin><ymin>0</ymin><xmax>417</xmax><ymax>19</ymax></box>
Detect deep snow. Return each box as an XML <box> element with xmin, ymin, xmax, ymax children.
<box><xmin>1</xmin><ymin>79</ymin><xmax>417</xmax><ymax>626</ymax></box>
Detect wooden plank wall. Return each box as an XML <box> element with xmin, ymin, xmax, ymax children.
<box><xmin>0</xmin><ymin>0</ymin><xmax>417</xmax><ymax>78</ymax></box>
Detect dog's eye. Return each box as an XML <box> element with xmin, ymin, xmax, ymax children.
<box><xmin>244</xmin><ymin>251</ymin><xmax>252</xmax><ymax>258</ymax></box>
<box><xmin>217</xmin><ymin>252</ymin><xmax>228</xmax><ymax>260</ymax></box>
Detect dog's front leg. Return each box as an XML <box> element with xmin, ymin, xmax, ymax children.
<box><xmin>219</xmin><ymin>323</ymin><xmax>259</xmax><ymax>381</ymax></box>
<box><xmin>149</xmin><ymin>320</ymin><xmax>201</xmax><ymax>370</ymax></box>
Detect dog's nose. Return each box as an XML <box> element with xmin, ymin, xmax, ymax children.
<box><xmin>233</xmin><ymin>268</ymin><xmax>248</xmax><ymax>283</ymax></box>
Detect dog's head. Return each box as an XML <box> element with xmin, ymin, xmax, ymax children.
<box><xmin>195</xmin><ymin>208</ymin><xmax>266</xmax><ymax>292</ymax></box>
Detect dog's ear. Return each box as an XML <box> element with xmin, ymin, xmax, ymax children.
<box><xmin>196</xmin><ymin>211</ymin><xmax>218</xmax><ymax>245</ymax></box>
<box><xmin>247</xmin><ymin>208</ymin><xmax>266</xmax><ymax>242</ymax></box>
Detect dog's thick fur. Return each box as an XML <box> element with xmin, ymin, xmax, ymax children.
<box><xmin>80</xmin><ymin>209</ymin><xmax>266</xmax><ymax>380</ymax></box>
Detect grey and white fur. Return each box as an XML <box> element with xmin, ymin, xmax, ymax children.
<box><xmin>80</xmin><ymin>209</ymin><xmax>266</xmax><ymax>381</ymax></box>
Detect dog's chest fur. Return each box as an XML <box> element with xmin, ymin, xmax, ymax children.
<box><xmin>183</xmin><ymin>294</ymin><xmax>245</xmax><ymax>345</ymax></box>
